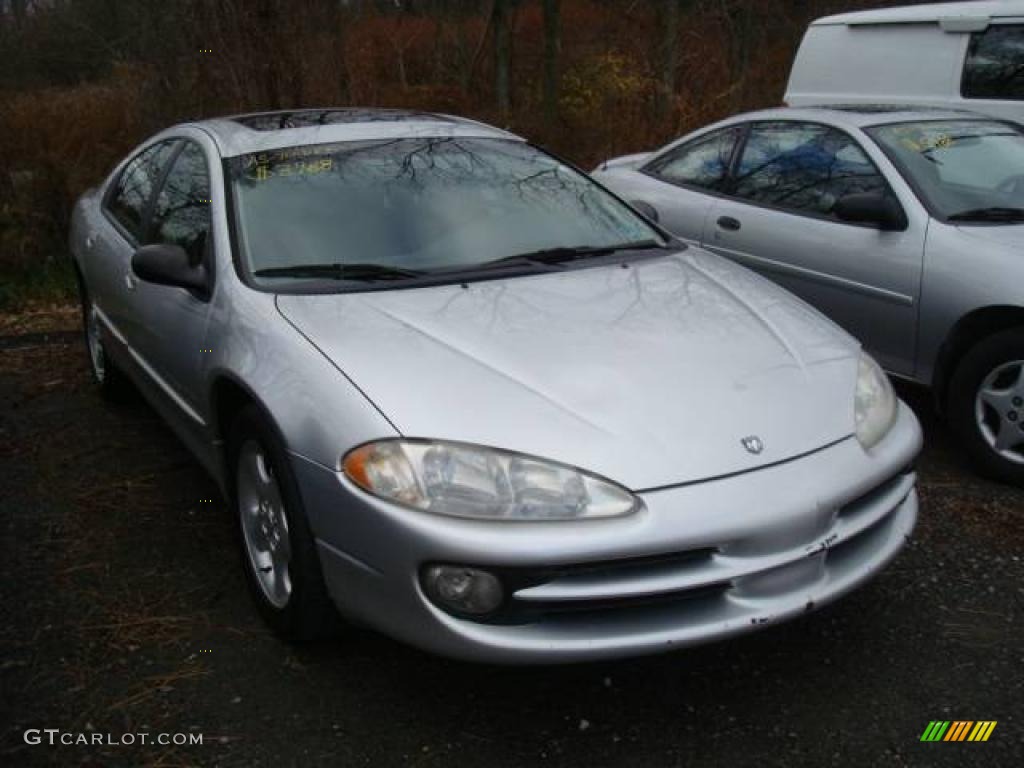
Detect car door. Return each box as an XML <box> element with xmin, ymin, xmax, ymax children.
<box><xmin>93</xmin><ymin>140</ymin><xmax>180</xmax><ymax>359</ymax></box>
<box><xmin>633</xmin><ymin>125</ymin><xmax>744</xmax><ymax>245</ymax></box>
<box><xmin>701</xmin><ymin>121</ymin><xmax>926</xmax><ymax>377</ymax></box>
<box><xmin>127</xmin><ymin>139</ymin><xmax>216</xmax><ymax>437</ymax></box>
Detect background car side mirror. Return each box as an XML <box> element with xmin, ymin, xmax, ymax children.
<box><xmin>132</xmin><ymin>243</ymin><xmax>209</xmax><ymax>294</ymax></box>
<box><xmin>629</xmin><ymin>199</ymin><xmax>660</xmax><ymax>223</ymax></box>
<box><xmin>834</xmin><ymin>192</ymin><xmax>906</xmax><ymax>231</ymax></box>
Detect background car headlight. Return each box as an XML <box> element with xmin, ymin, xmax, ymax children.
<box><xmin>343</xmin><ymin>440</ymin><xmax>638</xmax><ymax>521</ymax></box>
<box><xmin>855</xmin><ymin>352</ymin><xmax>897</xmax><ymax>450</ymax></box>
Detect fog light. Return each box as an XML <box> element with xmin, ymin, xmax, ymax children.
<box><xmin>422</xmin><ymin>565</ymin><xmax>503</xmax><ymax>616</ymax></box>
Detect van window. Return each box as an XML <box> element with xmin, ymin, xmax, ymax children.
<box><xmin>732</xmin><ymin>122</ymin><xmax>888</xmax><ymax>218</ymax></box>
<box><xmin>643</xmin><ymin>127</ymin><xmax>742</xmax><ymax>192</ymax></box>
<box><xmin>962</xmin><ymin>25</ymin><xmax>1024</xmax><ymax>101</ymax></box>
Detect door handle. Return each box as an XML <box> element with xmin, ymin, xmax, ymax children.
<box><xmin>717</xmin><ymin>216</ymin><xmax>742</xmax><ymax>232</ymax></box>
<box><xmin>124</xmin><ymin>272</ymin><xmax>137</xmax><ymax>292</ymax></box>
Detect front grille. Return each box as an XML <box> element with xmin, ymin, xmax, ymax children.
<box><xmin>444</xmin><ymin>471</ymin><xmax>915</xmax><ymax>628</ymax></box>
<box><xmin>838</xmin><ymin>471</ymin><xmax>907</xmax><ymax>519</ymax></box>
<box><xmin>477</xmin><ymin>548</ymin><xmax>721</xmax><ymax>625</ymax></box>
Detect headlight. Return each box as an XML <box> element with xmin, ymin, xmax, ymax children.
<box><xmin>855</xmin><ymin>352</ymin><xmax>897</xmax><ymax>449</ymax></box>
<box><xmin>342</xmin><ymin>439</ymin><xmax>638</xmax><ymax>521</ymax></box>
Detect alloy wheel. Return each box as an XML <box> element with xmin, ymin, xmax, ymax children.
<box><xmin>237</xmin><ymin>440</ymin><xmax>293</xmax><ymax>608</ymax></box>
<box><xmin>974</xmin><ymin>360</ymin><xmax>1024</xmax><ymax>465</ymax></box>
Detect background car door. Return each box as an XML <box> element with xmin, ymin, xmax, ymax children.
<box><xmin>126</xmin><ymin>140</ymin><xmax>215</xmax><ymax>434</ymax></box>
<box><xmin>634</xmin><ymin>126</ymin><xmax>743</xmax><ymax>244</ymax></box>
<box><xmin>701</xmin><ymin>121</ymin><xmax>926</xmax><ymax>377</ymax></box>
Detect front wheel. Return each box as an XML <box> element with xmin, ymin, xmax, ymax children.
<box><xmin>228</xmin><ymin>405</ymin><xmax>336</xmax><ymax>640</ymax></box>
<box><xmin>948</xmin><ymin>328</ymin><xmax>1024</xmax><ymax>486</ymax></box>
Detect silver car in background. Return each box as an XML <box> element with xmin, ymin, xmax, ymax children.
<box><xmin>595</xmin><ymin>106</ymin><xmax>1024</xmax><ymax>486</ymax></box>
<box><xmin>70</xmin><ymin>109</ymin><xmax>921</xmax><ymax>663</ymax></box>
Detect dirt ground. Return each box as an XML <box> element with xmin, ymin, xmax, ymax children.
<box><xmin>1</xmin><ymin>306</ymin><xmax>1022</xmax><ymax>768</ymax></box>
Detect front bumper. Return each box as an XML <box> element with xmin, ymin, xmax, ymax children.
<box><xmin>296</xmin><ymin>401</ymin><xmax>922</xmax><ymax>664</ymax></box>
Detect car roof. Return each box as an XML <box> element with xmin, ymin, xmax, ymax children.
<box><xmin>178</xmin><ymin>108</ymin><xmax>522</xmax><ymax>157</ymax></box>
<box><xmin>720</xmin><ymin>105</ymin><xmax>1004</xmax><ymax>130</ymax></box>
<box><xmin>813</xmin><ymin>1</ymin><xmax>1024</xmax><ymax>27</ymax></box>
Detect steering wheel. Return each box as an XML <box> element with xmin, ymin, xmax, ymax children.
<box><xmin>997</xmin><ymin>173</ymin><xmax>1024</xmax><ymax>196</ymax></box>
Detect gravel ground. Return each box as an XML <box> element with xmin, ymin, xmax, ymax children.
<box><xmin>1</xmin><ymin>309</ymin><xmax>1022</xmax><ymax>768</ymax></box>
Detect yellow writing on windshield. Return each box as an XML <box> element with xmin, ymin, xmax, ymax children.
<box><xmin>251</xmin><ymin>157</ymin><xmax>333</xmax><ymax>181</ymax></box>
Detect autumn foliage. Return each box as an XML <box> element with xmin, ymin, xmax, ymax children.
<box><xmin>0</xmin><ymin>0</ymin><xmax>901</xmax><ymax>307</ymax></box>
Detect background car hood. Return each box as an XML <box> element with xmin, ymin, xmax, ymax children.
<box><xmin>596</xmin><ymin>151</ymin><xmax>653</xmax><ymax>171</ymax></box>
<box><xmin>954</xmin><ymin>223</ymin><xmax>1024</xmax><ymax>249</ymax></box>
<box><xmin>276</xmin><ymin>250</ymin><xmax>861</xmax><ymax>490</ymax></box>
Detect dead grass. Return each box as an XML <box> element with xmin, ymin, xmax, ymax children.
<box><xmin>0</xmin><ymin>301</ymin><xmax>78</xmax><ymax>335</ymax></box>
<box><xmin>106</xmin><ymin>662</ymin><xmax>211</xmax><ymax>712</ymax></box>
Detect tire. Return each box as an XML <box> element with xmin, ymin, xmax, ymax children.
<box><xmin>947</xmin><ymin>327</ymin><xmax>1024</xmax><ymax>487</ymax></box>
<box><xmin>228</xmin><ymin>405</ymin><xmax>336</xmax><ymax>640</ymax></box>
<box><xmin>77</xmin><ymin>272</ymin><xmax>132</xmax><ymax>401</ymax></box>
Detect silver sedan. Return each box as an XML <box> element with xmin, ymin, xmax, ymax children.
<box><xmin>70</xmin><ymin>109</ymin><xmax>921</xmax><ymax>663</ymax></box>
<box><xmin>594</xmin><ymin>106</ymin><xmax>1024</xmax><ymax>486</ymax></box>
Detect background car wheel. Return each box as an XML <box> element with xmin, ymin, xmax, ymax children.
<box><xmin>228</xmin><ymin>405</ymin><xmax>336</xmax><ymax>640</ymax></box>
<box><xmin>77</xmin><ymin>274</ymin><xmax>132</xmax><ymax>401</ymax></box>
<box><xmin>948</xmin><ymin>327</ymin><xmax>1024</xmax><ymax>486</ymax></box>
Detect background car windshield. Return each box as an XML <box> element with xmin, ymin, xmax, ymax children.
<box><xmin>228</xmin><ymin>137</ymin><xmax>659</xmax><ymax>281</ymax></box>
<box><xmin>867</xmin><ymin>120</ymin><xmax>1024</xmax><ymax>218</ymax></box>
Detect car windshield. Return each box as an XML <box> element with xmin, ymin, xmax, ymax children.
<box><xmin>866</xmin><ymin>120</ymin><xmax>1024</xmax><ymax>222</ymax></box>
<box><xmin>227</xmin><ymin>137</ymin><xmax>663</xmax><ymax>287</ymax></box>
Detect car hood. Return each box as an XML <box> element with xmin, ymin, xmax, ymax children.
<box><xmin>276</xmin><ymin>249</ymin><xmax>861</xmax><ymax>490</ymax></box>
<box><xmin>954</xmin><ymin>223</ymin><xmax>1024</xmax><ymax>249</ymax></box>
<box><xmin>596</xmin><ymin>151</ymin><xmax>653</xmax><ymax>171</ymax></box>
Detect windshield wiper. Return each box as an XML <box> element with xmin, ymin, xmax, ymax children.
<box><xmin>947</xmin><ymin>207</ymin><xmax>1024</xmax><ymax>223</ymax></box>
<box><xmin>481</xmin><ymin>240</ymin><xmax>665</xmax><ymax>269</ymax></box>
<box><xmin>253</xmin><ymin>262</ymin><xmax>424</xmax><ymax>281</ymax></box>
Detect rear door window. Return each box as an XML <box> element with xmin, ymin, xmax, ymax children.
<box><xmin>643</xmin><ymin>127</ymin><xmax>743</xmax><ymax>192</ymax></box>
<box><xmin>962</xmin><ymin>25</ymin><xmax>1024</xmax><ymax>101</ymax></box>
<box><xmin>105</xmin><ymin>141</ymin><xmax>178</xmax><ymax>240</ymax></box>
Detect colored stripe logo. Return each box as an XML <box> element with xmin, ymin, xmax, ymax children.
<box><xmin>920</xmin><ymin>721</ymin><xmax>997</xmax><ymax>742</ymax></box>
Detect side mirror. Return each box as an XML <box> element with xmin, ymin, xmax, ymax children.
<box><xmin>630</xmin><ymin>199</ymin><xmax>660</xmax><ymax>223</ymax></box>
<box><xmin>834</xmin><ymin>192</ymin><xmax>906</xmax><ymax>231</ymax></box>
<box><xmin>132</xmin><ymin>243</ymin><xmax>208</xmax><ymax>294</ymax></box>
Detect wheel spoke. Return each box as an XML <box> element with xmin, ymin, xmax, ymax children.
<box><xmin>979</xmin><ymin>386</ymin><xmax>1012</xmax><ymax>412</ymax></box>
<box><xmin>994</xmin><ymin>421</ymin><xmax>1022</xmax><ymax>452</ymax></box>
<box><xmin>254</xmin><ymin>450</ymin><xmax>277</xmax><ymax>494</ymax></box>
<box><xmin>275</xmin><ymin>527</ymin><xmax>292</xmax><ymax>563</ymax></box>
<box><xmin>1011</xmin><ymin>363</ymin><xmax>1024</xmax><ymax>399</ymax></box>
<box><xmin>273</xmin><ymin>556</ymin><xmax>290</xmax><ymax>598</ymax></box>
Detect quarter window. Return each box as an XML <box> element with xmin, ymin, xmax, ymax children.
<box><xmin>149</xmin><ymin>142</ymin><xmax>212</xmax><ymax>263</ymax></box>
<box><xmin>106</xmin><ymin>141</ymin><xmax>177</xmax><ymax>239</ymax></box>
<box><xmin>644</xmin><ymin>127</ymin><xmax>741</xmax><ymax>191</ymax></box>
<box><xmin>963</xmin><ymin>25</ymin><xmax>1024</xmax><ymax>101</ymax></box>
<box><xmin>732</xmin><ymin>122</ymin><xmax>888</xmax><ymax>218</ymax></box>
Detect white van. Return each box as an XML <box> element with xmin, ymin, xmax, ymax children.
<box><xmin>785</xmin><ymin>1</ymin><xmax>1024</xmax><ymax>123</ymax></box>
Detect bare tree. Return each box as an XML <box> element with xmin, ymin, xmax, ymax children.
<box><xmin>542</xmin><ymin>0</ymin><xmax>560</xmax><ymax>128</ymax></box>
<box><xmin>493</xmin><ymin>0</ymin><xmax>511</xmax><ymax>115</ymax></box>
<box><xmin>657</xmin><ymin>0</ymin><xmax>681</xmax><ymax>119</ymax></box>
